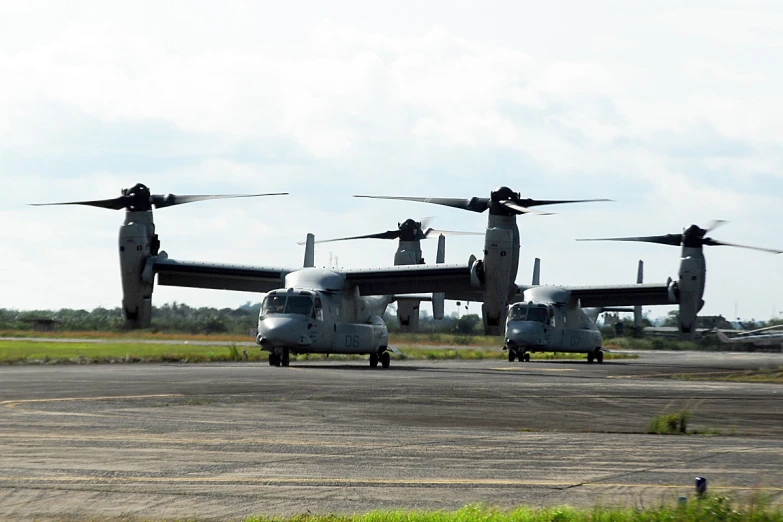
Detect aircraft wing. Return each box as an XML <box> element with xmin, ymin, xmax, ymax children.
<box><xmin>151</xmin><ymin>257</ymin><xmax>289</xmax><ymax>293</ymax></box>
<box><xmin>342</xmin><ymin>264</ymin><xmax>474</xmax><ymax>296</ymax></box>
<box><xmin>539</xmin><ymin>283</ymin><xmax>675</xmax><ymax>307</ymax></box>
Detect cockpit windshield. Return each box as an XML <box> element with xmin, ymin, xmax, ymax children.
<box><xmin>261</xmin><ymin>295</ymin><xmax>314</xmax><ymax>317</ymax></box>
<box><xmin>261</xmin><ymin>295</ymin><xmax>287</xmax><ymax>315</ymax></box>
<box><xmin>508</xmin><ymin>304</ymin><xmax>550</xmax><ymax>323</ymax></box>
<box><xmin>509</xmin><ymin>305</ymin><xmax>527</xmax><ymax>321</ymax></box>
<box><xmin>284</xmin><ymin>296</ymin><xmax>313</xmax><ymax>315</ymax></box>
<box><xmin>526</xmin><ymin>307</ymin><xmax>549</xmax><ymax>323</ymax></box>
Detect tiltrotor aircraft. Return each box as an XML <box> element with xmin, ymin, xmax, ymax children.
<box><xmin>308</xmin><ymin>218</ymin><xmax>481</xmax><ymax>332</ymax></box>
<box><xmin>578</xmin><ymin>221</ymin><xmax>782</xmax><ymax>338</ymax></box>
<box><xmin>35</xmin><ymin>183</ymin><xmax>487</xmax><ymax>368</ymax></box>
<box><xmin>504</xmin><ymin>260</ymin><xmax>644</xmax><ymax>363</ymax></box>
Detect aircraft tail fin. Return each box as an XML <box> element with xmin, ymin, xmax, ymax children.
<box><xmin>634</xmin><ymin>259</ymin><xmax>643</xmax><ymax>335</ymax></box>
<box><xmin>433</xmin><ymin>234</ymin><xmax>445</xmax><ymax>320</ymax></box>
<box><xmin>532</xmin><ymin>257</ymin><xmax>541</xmax><ymax>285</ymax></box>
<box><xmin>715</xmin><ymin>329</ymin><xmax>733</xmax><ymax>344</ymax></box>
<box><xmin>303</xmin><ymin>233</ymin><xmax>315</xmax><ymax>268</ymax></box>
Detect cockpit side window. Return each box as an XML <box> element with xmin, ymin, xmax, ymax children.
<box><xmin>261</xmin><ymin>295</ymin><xmax>287</xmax><ymax>315</ymax></box>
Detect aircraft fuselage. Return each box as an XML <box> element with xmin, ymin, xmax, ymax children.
<box><xmin>255</xmin><ymin>269</ymin><xmax>390</xmax><ymax>358</ymax></box>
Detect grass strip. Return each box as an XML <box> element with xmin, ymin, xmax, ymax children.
<box><xmin>671</xmin><ymin>367</ymin><xmax>783</xmax><ymax>384</ymax></box>
<box><xmin>0</xmin><ymin>339</ymin><xmax>637</xmax><ymax>365</ymax></box>
<box><xmin>244</xmin><ymin>497</ymin><xmax>783</xmax><ymax>522</ymax></box>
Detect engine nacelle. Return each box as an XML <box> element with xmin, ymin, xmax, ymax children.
<box><xmin>396</xmin><ymin>300</ymin><xmax>420</xmax><ymax>332</ymax></box>
<box><xmin>480</xmin><ymin>227</ymin><xmax>515</xmax><ymax>335</ymax></box>
<box><xmin>394</xmin><ymin>239</ymin><xmax>424</xmax><ymax>331</ymax></box>
<box><xmin>676</xmin><ymin>249</ymin><xmax>706</xmax><ymax>337</ymax></box>
<box><xmin>119</xmin><ymin>220</ymin><xmax>154</xmax><ymax>329</ymax></box>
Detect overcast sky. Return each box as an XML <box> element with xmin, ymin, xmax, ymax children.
<box><xmin>1</xmin><ymin>0</ymin><xmax>782</xmax><ymax>322</ymax></box>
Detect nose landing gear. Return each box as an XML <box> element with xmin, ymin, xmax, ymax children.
<box><xmin>587</xmin><ymin>349</ymin><xmax>604</xmax><ymax>364</ymax></box>
<box><xmin>267</xmin><ymin>349</ymin><xmax>290</xmax><ymax>367</ymax></box>
<box><xmin>506</xmin><ymin>346</ymin><xmax>531</xmax><ymax>362</ymax></box>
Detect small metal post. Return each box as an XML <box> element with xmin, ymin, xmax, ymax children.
<box><xmin>695</xmin><ymin>476</ymin><xmax>707</xmax><ymax>497</ymax></box>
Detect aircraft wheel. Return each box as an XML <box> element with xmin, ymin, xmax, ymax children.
<box><xmin>587</xmin><ymin>352</ymin><xmax>595</xmax><ymax>364</ymax></box>
<box><xmin>596</xmin><ymin>350</ymin><xmax>604</xmax><ymax>364</ymax></box>
<box><xmin>507</xmin><ymin>348</ymin><xmax>516</xmax><ymax>362</ymax></box>
<box><xmin>268</xmin><ymin>354</ymin><xmax>277</xmax><ymax>366</ymax></box>
<box><xmin>380</xmin><ymin>351</ymin><xmax>391</xmax><ymax>369</ymax></box>
<box><xmin>281</xmin><ymin>350</ymin><xmax>290</xmax><ymax>367</ymax></box>
<box><xmin>370</xmin><ymin>353</ymin><xmax>379</xmax><ymax>368</ymax></box>
<box><xmin>523</xmin><ymin>353</ymin><xmax>530</xmax><ymax>362</ymax></box>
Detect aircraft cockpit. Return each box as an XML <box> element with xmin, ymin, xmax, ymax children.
<box><xmin>260</xmin><ymin>291</ymin><xmax>323</xmax><ymax>320</ymax></box>
<box><xmin>508</xmin><ymin>302</ymin><xmax>553</xmax><ymax>325</ymax></box>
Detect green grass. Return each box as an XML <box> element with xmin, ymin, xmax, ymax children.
<box><xmin>243</xmin><ymin>497</ymin><xmax>783</xmax><ymax>522</ymax></box>
<box><xmin>395</xmin><ymin>346</ymin><xmax>636</xmax><ymax>362</ymax></box>
<box><xmin>604</xmin><ymin>337</ymin><xmax>704</xmax><ymax>351</ymax></box>
<box><xmin>0</xmin><ymin>340</ymin><xmax>259</xmax><ymax>364</ymax></box>
<box><xmin>671</xmin><ymin>367</ymin><xmax>783</xmax><ymax>384</ymax></box>
<box><xmin>647</xmin><ymin>407</ymin><xmax>692</xmax><ymax>434</ymax></box>
<box><xmin>0</xmin><ymin>338</ymin><xmax>638</xmax><ymax>365</ymax></box>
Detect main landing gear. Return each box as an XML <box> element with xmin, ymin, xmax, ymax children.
<box><xmin>507</xmin><ymin>346</ymin><xmax>530</xmax><ymax>363</ymax></box>
<box><xmin>369</xmin><ymin>350</ymin><xmax>391</xmax><ymax>369</ymax></box>
<box><xmin>268</xmin><ymin>349</ymin><xmax>290</xmax><ymax>367</ymax></box>
<box><xmin>587</xmin><ymin>349</ymin><xmax>604</xmax><ymax>364</ymax></box>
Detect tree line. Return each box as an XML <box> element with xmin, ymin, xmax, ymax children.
<box><xmin>2</xmin><ymin>303</ymin><xmax>778</xmax><ymax>336</ymax></box>
<box><xmin>0</xmin><ymin>303</ymin><xmax>485</xmax><ymax>335</ymax></box>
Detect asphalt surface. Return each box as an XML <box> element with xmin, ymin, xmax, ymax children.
<box><xmin>0</xmin><ymin>351</ymin><xmax>781</xmax><ymax>520</ymax></box>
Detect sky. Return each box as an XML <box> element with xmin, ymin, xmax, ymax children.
<box><xmin>1</xmin><ymin>0</ymin><xmax>782</xmax><ymax>322</ymax></box>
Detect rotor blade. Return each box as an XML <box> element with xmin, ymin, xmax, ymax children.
<box><xmin>518</xmin><ymin>198</ymin><xmax>613</xmax><ymax>208</ymax></box>
<box><xmin>576</xmin><ymin>234</ymin><xmax>683</xmax><ymax>246</ymax></box>
<box><xmin>703</xmin><ymin>239</ymin><xmax>783</xmax><ymax>254</ymax></box>
<box><xmin>353</xmin><ymin>195</ymin><xmax>490</xmax><ymax>213</ymax></box>
<box><xmin>704</xmin><ymin>219</ymin><xmax>728</xmax><ymax>233</ymax></box>
<box><xmin>152</xmin><ymin>192</ymin><xmax>288</xmax><ymax>209</ymax></box>
<box><xmin>29</xmin><ymin>197</ymin><xmax>129</xmax><ymax>210</ymax></box>
<box><xmin>419</xmin><ymin>216</ymin><xmax>436</xmax><ymax>230</ymax></box>
<box><xmin>499</xmin><ymin>200</ymin><xmax>555</xmax><ymax>216</ymax></box>
<box><xmin>303</xmin><ymin>230</ymin><xmax>402</xmax><ymax>244</ymax></box>
<box><xmin>423</xmin><ymin>228</ymin><xmax>484</xmax><ymax>238</ymax></box>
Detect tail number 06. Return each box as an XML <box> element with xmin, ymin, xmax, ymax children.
<box><xmin>344</xmin><ymin>335</ymin><xmax>360</xmax><ymax>348</ymax></box>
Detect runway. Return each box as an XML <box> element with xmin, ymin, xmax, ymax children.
<box><xmin>1</xmin><ymin>351</ymin><xmax>781</xmax><ymax>520</ymax></box>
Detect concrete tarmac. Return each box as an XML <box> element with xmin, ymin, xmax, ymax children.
<box><xmin>0</xmin><ymin>351</ymin><xmax>781</xmax><ymax>520</ymax></box>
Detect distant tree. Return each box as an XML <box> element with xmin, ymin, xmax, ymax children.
<box><xmin>455</xmin><ymin>314</ymin><xmax>482</xmax><ymax>334</ymax></box>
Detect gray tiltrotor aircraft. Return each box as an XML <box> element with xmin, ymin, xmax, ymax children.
<box><xmin>309</xmin><ymin>218</ymin><xmax>481</xmax><ymax>332</ymax></box>
<box><xmin>355</xmin><ymin>186</ymin><xmax>611</xmax><ymax>335</ymax></box>
<box><xmin>36</xmin><ymin>184</ymin><xmax>486</xmax><ymax>367</ymax></box>
<box><xmin>504</xmin><ymin>260</ymin><xmax>644</xmax><ymax>363</ymax></box>
<box><xmin>578</xmin><ymin>221</ymin><xmax>782</xmax><ymax>338</ymax></box>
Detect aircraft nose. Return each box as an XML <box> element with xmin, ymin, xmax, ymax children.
<box><xmin>506</xmin><ymin>322</ymin><xmax>547</xmax><ymax>346</ymax></box>
<box><xmin>257</xmin><ymin>317</ymin><xmax>311</xmax><ymax>347</ymax></box>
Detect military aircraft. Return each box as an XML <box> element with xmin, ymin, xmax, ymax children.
<box><xmin>307</xmin><ymin>218</ymin><xmax>481</xmax><ymax>332</ymax></box>
<box><xmin>354</xmin><ymin>187</ymin><xmax>612</xmax><ymax>335</ymax></box>
<box><xmin>503</xmin><ymin>258</ymin><xmax>656</xmax><ymax>363</ymax></box>
<box><xmin>578</xmin><ymin>221</ymin><xmax>782</xmax><ymax>338</ymax></box>
<box><xmin>34</xmin><ymin>183</ymin><xmax>484</xmax><ymax>368</ymax></box>
<box><xmin>504</xmin><ymin>260</ymin><xmax>645</xmax><ymax>363</ymax></box>
<box><xmin>713</xmin><ymin>325</ymin><xmax>783</xmax><ymax>348</ymax></box>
